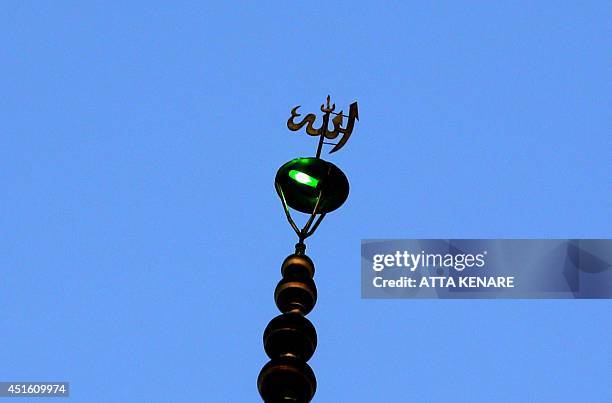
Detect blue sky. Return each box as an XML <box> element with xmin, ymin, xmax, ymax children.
<box><xmin>1</xmin><ymin>2</ymin><xmax>610</xmax><ymax>402</ymax></box>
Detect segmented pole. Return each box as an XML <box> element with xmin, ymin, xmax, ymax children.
<box><xmin>257</xmin><ymin>246</ymin><xmax>318</xmax><ymax>402</ymax></box>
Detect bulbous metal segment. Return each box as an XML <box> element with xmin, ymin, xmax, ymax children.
<box><xmin>263</xmin><ymin>313</ymin><xmax>317</xmax><ymax>362</ymax></box>
<box><xmin>257</xmin><ymin>357</ymin><xmax>317</xmax><ymax>403</ymax></box>
<box><xmin>281</xmin><ymin>254</ymin><xmax>315</xmax><ymax>279</ymax></box>
<box><xmin>274</xmin><ymin>277</ymin><xmax>317</xmax><ymax>315</ymax></box>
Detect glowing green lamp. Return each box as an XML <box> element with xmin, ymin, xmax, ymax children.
<box><xmin>275</xmin><ymin>157</ymin><xmax>349</xmax><ymax>215</ymax></box>
<box><xmin>288</xmin><ymin>170</ymin><xmax>319</xmax><ymax>188</ymax></box>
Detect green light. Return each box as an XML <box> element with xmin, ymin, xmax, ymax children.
<box><xmin>288</xmin><ymin>170</ymin><xmax>319</xmax><ymax>188</ymax></box>
<box><xmin>276</xmin><ymin>157</ymin><xmax>349</xmax><ymax>213</ymax></box>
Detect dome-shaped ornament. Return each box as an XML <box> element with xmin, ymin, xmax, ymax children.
<box><xmin>275</xmin><ymin>157</ymin><xmax>349</xmax><ymax>214</ymax></box>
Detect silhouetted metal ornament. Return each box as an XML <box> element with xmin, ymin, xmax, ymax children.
<box><xmin>263</xmin><ymin>312</ymin><xmax>317</xmax><ymax>361</ymax></box>
<box><xmin>287</xmin><ymin>95</ymin><xmax>359</xmax><ymax>155</ymax></box>
<box><xmin>275</xmin><ymin>277</ymin><xmax>317</xmax><ymax>315</ymax></box>
<box><xmin>259</xmin><ymin>96</ymin><xmax>357</xmax><ymax>402</ymax></box>
<box><xmin>258</xmin><ymin>357</ymin><xmax>317</xmax><ymax>403</ymax></box>
<box><xmin>275</xmin><ymin>157</ymin><xmax>349</xmax><ymax>214</ymax></box>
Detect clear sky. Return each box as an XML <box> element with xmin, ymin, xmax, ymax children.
<box><xmin>1</xmin><ymin>2</ymin><xmax>610</xmax><ymax>402</ymax></box>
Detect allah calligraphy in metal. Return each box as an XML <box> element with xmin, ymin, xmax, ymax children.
<box><xmin>287</xmin><ymin>95</ymin><xmax>359</xmax><ymax>157</ymax></box>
